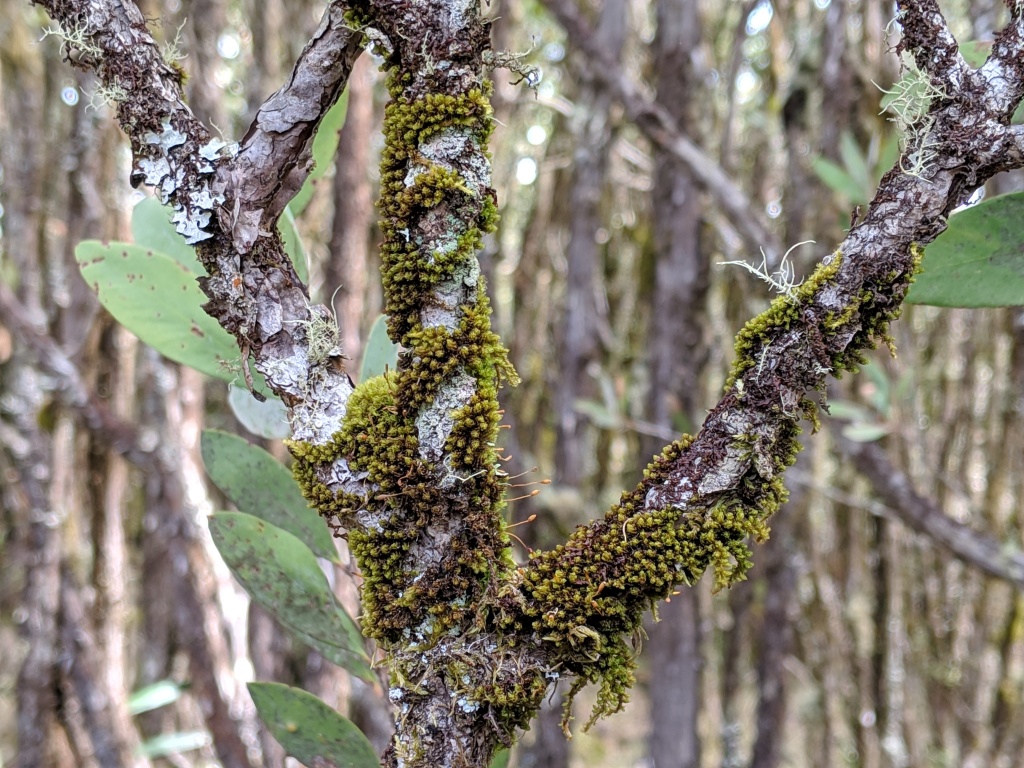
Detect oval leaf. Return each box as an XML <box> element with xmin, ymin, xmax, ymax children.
<box><xmin>359</xmin><ymin>315</ymin><xmax>400</xmax><ymax>383</ymax></box>
<box><xmin>201</xmin><ymin>430</ymin><xmax>337</xmax><ymax>562</ymax></box>
<box><xmin>228</xmin><ymin>384</ymin><xmax>291</xmax><ymax>439</ymax></box>
<box><xmin>278</xmin><ymin>204</ymin><xmax>309</xmax><ymax>285</ymax></box>
<box><xmin>75</xmin><ymin>241</ymin><xmax>262</xmax><ymax>386</ymax></box>
<box><xmin>907</xmin><ymin>192</ymin><xmax>1024</xmax><ymax>308</ymax></box>
<box><xmin>208</xmin><ymin>513</ymin><xmax>370</xmax><ymax>679</ymax></box>
<box><xmin>128</xmin><ymin>680</ymin><xmax>182</xmax><ymax>715</ymax></box>
<box><xmin>291</xmin><ymin>92</ymin><xmax>349</xmax><ymax>217</ymax></box>
<box><xmin>139</xmin><ymin>731</ymin><xmax>211</xmax><ymax>759</ymax></box>
<box><xmin>131</xmin><ymin>197</ymin><xmax>201</xmax><ymax>272</ymax></box>
<box><xmin>842</xmin><ymin>422</ymin><xmax>890</xmax><ymax>443</ymax></box>
<box><xmin>248</xmin><ymin>682</ymin><xmax>378</xmax><ymax>768</ymax></box>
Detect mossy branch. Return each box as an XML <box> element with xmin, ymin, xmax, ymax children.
<box><xmin>34</xmin><ymin>0</ymin><xmax>1024</xmax><ymax>765</ymax></box>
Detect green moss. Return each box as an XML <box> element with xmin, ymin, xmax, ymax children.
<box><xmin>727</xmin><ymin>250</ymin><xmax>844</xmax><ymax>387</ymax></box>
<box><xmin>287</xmin><ymin>67</ymin><xmax>519</xmax><ymax>651</ymax></box>
<box><xmin>728</xmin><ymin>245</ymin><xmax>922</xmax><ymax>390</ymax></box>
<box><xmin>378</xmin><ymin>83</ymin><xmax>496</xmax><ymax>345</ymax></box>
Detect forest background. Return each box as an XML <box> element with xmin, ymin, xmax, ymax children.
<box><xmin>2</xmin><ymin>1</ymin><xmax>1024</xmax><ymax>767</ymax></box>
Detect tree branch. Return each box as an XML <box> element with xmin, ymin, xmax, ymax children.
<box><xmin>540</xmin><ymin>0</ymin><xmax>783</xmax><ymax>263</ymax></box>
<box><xmin>837</xmin><ymin>436</ymin><xmax>1024</xmax><ymax>588</ymax></box>
<box><xmin>509</xmin><ymin>0</ymin><xmax>1024</xmax><ymax>731</ymax></box>
<box><xmin>0</xmin><ymin>281</ymin><xmax>159</xmax><ymax>471</ymax></box>
<box><xmin>217</xmin><ymin>4</ymin><xmax>363</xmax><ymax>252</ymax></box>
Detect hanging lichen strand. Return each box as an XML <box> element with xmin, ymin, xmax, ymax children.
<box><xmin>291</xmin><ymin>2</ymin><xmax>517</xmax><ymax>652</ymax></box>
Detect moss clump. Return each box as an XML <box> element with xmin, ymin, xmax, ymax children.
<box><xmin>727</xmin><ymin>251</ymin><xmax>844</xmax><ymax>387</ymax></box>
<box><xmin>378</xmin><ymin>83</ymin><xmax>496</xmax><ymax>345</ymax></box>
<box><xmin>728</xmin><ymin>245</ymin><xmax>921</xmax><ymax>389</ymax></box>
<box><xmin>289</xmin><ymin>68</ymin><xmax>517</xmax><ymax>649</ymax></box>
<box><xmin>515</xmin><ymin>411</ymin><xmax>802</xmax><ymax>727</ymax></box>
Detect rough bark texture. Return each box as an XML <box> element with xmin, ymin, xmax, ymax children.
<box><xmin>22</xmin><ymin>0</ymin><xmax>1024</xmax><ymax>766</ymax></box>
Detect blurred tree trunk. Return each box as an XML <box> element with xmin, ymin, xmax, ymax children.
<box><xmin>553</xmin><ymin>0</ymin><xmax>624</xmax><ymax>489</ymax></box>
<box><xmin>327</xmin><ymin>53</ymin><xmax>376</xmax><ymax>367</ymax></box>
<box><xmin>641</xmin><ymin>2</ymin><xmax>707</xmax><ymax>767</ymax></box>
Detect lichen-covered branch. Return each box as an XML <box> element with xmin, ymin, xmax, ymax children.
<box><xmin>32</xmin><ymin>0</ymin><xmax>361</xmax><ymax>439</ymax></box>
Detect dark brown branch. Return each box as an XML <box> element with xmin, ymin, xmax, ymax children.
<box><xmin>540</xmin><ymin>0</ymin><xmax>783</xmax><ymax>263</ymax></box>
<box><xmin>217</xmin><ymin>4</ymin><xmax>364</xmax><ymax>252</ymax></box>
<box><xmin>838</xmin><ymin>436</ymin><xmax>1024</xmax><ymax>588</ymax></box>
<box><xmin>515</xmin><ymin>0</ymin><xmax>1024</xmax><ymax>724</ymax></box>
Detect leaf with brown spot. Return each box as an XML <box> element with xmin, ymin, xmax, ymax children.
<box><xmin>75</xmin><ymin>240</ymin><xmax>267</xmax><ymax>392</ymax></box>
<box><xmin>248</xmin><ymin>682</ymin><xmax>378</xmax><ymax>768</ymax></box>
<box><xmin>208</xmin><ymin>512</ymin><xmax>373</xmax><ymax>682</ymax></box>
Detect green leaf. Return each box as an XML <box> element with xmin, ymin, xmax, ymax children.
<box><xmin>862</xmin><ymin>361</ymin><xmax>891</xmax><ymax>416</ymax></box>
<box><xmin>358</xmin><ymin>314</ymin><xmax>400</xmax><ymax>383</ymax></box>
<box><xmin>907</xmin><ymin>192</ymin><xmax>1024</xmax><ymax>307</ymax></box>
<box><xmin>228</xmin><ymin>384</ymin><xmax>291</xmax><ymax>439</ymax></box>
<box><xmin>248</xmin><ymin>682</ymin><xmax>378</xmax><ymax>768</ymax></box>
<box><xmin>278</xmin><ymin>204</ymin><xmax>309</xmax><ymax>285</ymax></box>
<box><xmin>573</xmin><ymin>398</ymin><xmax>621</xmax><ymax>431</ymax></box>
<box><xmin>75</xmin><ymin>241</ymin><xmax>260</xmax><ymax>386</ymax></box>
<box><xmin>138</xmin><ymin>731</ymin><xmax>211</xmax><ymax>758</ymax></box>
<box><xmin>208</xmin><ymin>513</ymin><xmax>371</xmax><ymax>680</ymax></box>
<box><xmin>201</xmin><ymin>430</ymin><xmax>337</xmax><ymax>562</ymax></box>
<box><xmin>128</xmin><ymin>680</ymin><xmax>182</xmax><ymax>715</ymax></box>
<box><xmin>842</xmin><ymin>422</ymin><xmax>890</xmax><ymax>443</ymax></box>
<box><xmin>877</xmin><ymin>132</ymin><xmax>901</xmax><ymax>176</ymax></box>
<box><xmin>131</xmin><ymin>197</ymin><xmax>201</xmax><ymax>272</ymax></box>
<box><xmin>291</xmin><ymin>92</ymin><xmax>349</xmax><ymax>217</ymax></box>
<box><xmin>960</xmin><ymin>40</ymin><xmax>991</xmax><ymax>68</ymax></box>
<box><xmin>838</xmin><ymin>131</ymin><xmax>872</xmax><ymax>203</ymax></box>
<box><xmin>826</xmin><ymin>400</ymin><xmax>873</xmax><ymax>422</ymax></box>
<box><xmin>811</xmin><ymin>157</ymin><xmax>864</xmax><ymax>205</ymax></box>
<box><xmin>490</xmin><ymin>749</ymin><xmax>510</xmax><ymax>768</ymax></box>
